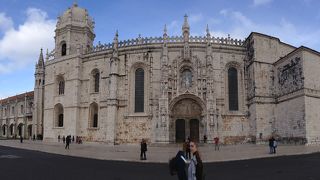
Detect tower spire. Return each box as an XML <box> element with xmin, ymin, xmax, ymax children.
<box><xmin>182</xmin><ymin>14</ymin><xmax>190</xmax><ymax>42</ymax></box>
<box><xmin>182</xmin><ymin>14</ymin><xmax>190</xmax><ymax>30</ymax></box>
<box><xmin>163</xmin><ymin>24</ymin><xmax>168</xmax><ymax>40</ymax></box>
<box><xmin>37</xmin><ymin>48</ymin><xmax>44</xmax><ymax>67</ymax></box>
<box><xmin>112</xmin><ymin>30</ymin><xmax>119</xmax><ymax>58</ymax></box>
<box><xmin>206</xmin><ymin>24</ymin><xmax>210</xmax><ymax>37</ymax></box>
<box><xmin>114</xmin><ymin>30</ymin><xmax>118</xmax><ymax>41</ymax></box>
<box><xmin>73</xmin><ymin>0</ymin><xmax>78</xmax><ymax>7</ymax></box>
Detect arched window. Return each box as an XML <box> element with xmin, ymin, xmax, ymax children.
<box><xmin>135</xmin><ymin>68</ymin><xmax>144</xmax><ymax>112</ymax></box>
<box><xmin>94</xmin><ymin>71</ymin><xmax>100</xmax><ymax>93</ymax></box>
<box><xmin>58</xmin><ymin>76</ymin><xmax>65</xmax><ymax>95</ymax></box>
<box><xmin>2</xmin><ymin>125</ymin><xmax>6</xmax><ymax>136</ymax></box>
<box><xmin>89</xmin><ymin>102</ymin><xmax>98</xmax><ymax>128</ymax></box>
<box><xmin>93</xmin><ymin>114</ymin><xmax>98</xmax><ymax>127</ymax></box>
<box><xmin>10</xmin><ymin>124</ymin><xmax>13</xmax><ymax>135</ymax></box>
<box><xmin>58</xmin><ymin>114</ymin><xmax>64</xmax><ymax>127</ymax></box>
<box><xmin>21</xmin><ymin>105</ymin><xmax>24</xmax><ymax>114</ymax></box>
<box><xmin>55</xmin><ymin>104</ymin><xmax>64</xmax><ymax>127</ymax></box>
<box><xmin>228</xmin><ymin>67</ymin><xmax>239</xmax><ymax>111</ymax></box>
<box><xmin>11</xmin><ymin>106</ymin><xmax>15</xmax><ymax>116</ymax></box>
<box><xmin>61</xmin><ymin>43</ymin><xmax>67</xmax><ymax>56</ymax></box>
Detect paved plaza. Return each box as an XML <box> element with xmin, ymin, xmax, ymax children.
<box><xmin>1</xmin><ymin>143</ymin><xmax>320</xmax><ymax>180</ymax></box>
<box><xmin>0</xmin><ymin>140</ymin><xmax>319</xmax><ymax>163</ymax></box>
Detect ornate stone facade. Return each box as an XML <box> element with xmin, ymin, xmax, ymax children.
<box><xmin>2</xmin><ymin>3</ymin><xmax>320</xmax><ymax>145</ymax></box>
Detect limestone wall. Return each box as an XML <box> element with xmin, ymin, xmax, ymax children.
<box><xmin>275</xmin><ymin>96</ymin><xmax>306</xmax><ymax>138</ymax></box>
<box><xmin>302</xmin><ymin>50</ymin><xmax>320</xmax><ymax>144</ymax></box>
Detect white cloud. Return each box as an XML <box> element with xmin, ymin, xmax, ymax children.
<box><xmin>0</xmin><ymin>8</ymin><xmax>55</xmax><ymax>74</ymax></box>
<box><xmin>0</xmin><ymin>13</ymin><xmax>13</xmax><ymax>32</ymax></box>
<box><xmin>253</xmin><ymin>0</ymin><xmax>273</xmax><ymax>6</ymax></box>
<box><xmin>215</xmin><ymin>10</ymin><xmax>320</xmax><ymax>50</ymax></box>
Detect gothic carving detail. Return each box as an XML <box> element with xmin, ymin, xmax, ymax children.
<box><xmin>277</xmin><ymin>57</ymin><xmax>304</xmax><ymax>96</ymax></box>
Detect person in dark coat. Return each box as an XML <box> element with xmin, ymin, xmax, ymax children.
<box><xmin>62</xmin><ymin>135</ymin><xmax>65</xmax><ymax>144</ymax></box>
<box><xmin>58</xmin><ymin>135</ymin><xmax>60</xmax><ymax>142</ymax></box>
<box><xmin>65</xmin><ymin>135</ymin><xmax>70</xmax><ymax>149</ymax></box>
<box><xmin>176</xmin><ymin>150</ymin><xmax>187</xmax><ymax>180</ymax></box>
<box><xmin>72</xmin><ymin>136</ymin><xmax>75</xmax><ymax>143</ymax></box>
<box><xmin>269</xmin><ymin>136</ymin><xmax>275</xmax><ymax>154</ymax></box>
<box><xmin>20</xmin><ymin>136</ymin><xmax>23</xmax><ymax>143</ymax></box>
<box><xmin>140</xmin><ymin>139</ymin><xmax>147</xmax><ymax>160</ymax></box>
<box><xmin>214</xmin><ymin>137</ymin><xmax>220</xmax><ymax>151</ymax></box>
<box><xmin>273</xmin><ymin>138</ymin><xmax>277</xmax><ymax>154</ymax></box>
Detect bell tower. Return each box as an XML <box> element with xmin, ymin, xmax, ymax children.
<box><xmin>54</xmin><ymin>3</ymin><xmax>95</xmax><ymax>58</ymax></box>
<box><xmin>33</xmin><ymin>49</ymin><xmax>45</xmax><ymax>138</ymax></box>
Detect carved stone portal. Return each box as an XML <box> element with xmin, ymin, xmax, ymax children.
<box><xmin>170</xmin><ymin>98</ymin><xmax>203</xmax><ymax>142</ymax></box>
<box><xmin>172</xmin><ymin>99</ymin><xmax>201</xmax><ymax>118</ymax></box>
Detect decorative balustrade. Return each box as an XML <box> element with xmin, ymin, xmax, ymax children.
<box><xmin>89</xmin><ymin>35</ymin><xmax>244</xmax><ymax>53</ymax></box>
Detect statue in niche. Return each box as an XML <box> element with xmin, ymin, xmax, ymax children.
<box><xmin>161</xmin><ymin>114</ymin><xmax>166</xmax><ymax>124</ymax></box>
<box><xmin>181</xmin><ymin>69</ymin><xmax>192</xmax><ymax>89</ymax></box>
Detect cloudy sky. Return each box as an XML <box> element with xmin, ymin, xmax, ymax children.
<box><xmin>0</xmin><ymin>0</ymin><xmax>319</xmax><ymax>98</ymax></box>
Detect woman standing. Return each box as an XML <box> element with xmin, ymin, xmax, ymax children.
<box><xmin>188</xmin><ymin>141</ymin><xmax>203</xmax><ymax>180</ymax></box>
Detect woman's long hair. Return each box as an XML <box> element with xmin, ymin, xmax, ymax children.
<box><xmin>190</xmin><ymin>141</ymin><xmax>202</xmax><ymax>163</ymax></box>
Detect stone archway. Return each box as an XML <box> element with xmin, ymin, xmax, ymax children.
<box><xmin>2</xmin><ymin>125</ymin><xmax>6</xmax><ymax>137</ymax></box>
<box><xmin>17</xmin><ymin>123</ymin><xmax>24</xmax><ymax>138</ymax></box>
<box><xmin>27</xmin><ymin>125</ymin><xmax>32</xmax><ymax>139</ymax></box>
<box><xmin>169</xmin><ymin>94</ymin><xmax>205</xmax><ymax>143</ymax></box>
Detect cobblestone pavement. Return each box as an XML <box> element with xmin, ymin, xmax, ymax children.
<box><xmin>0</xmin><ymin>139</ymin><xmax>319</xmax><ymax>163</ymax></box>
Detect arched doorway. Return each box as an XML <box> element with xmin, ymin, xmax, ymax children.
<box><xmin>17</xmin><ymin>123</ymin><xmax>23</xmax><ymax>137</ymax></box>
<box><xmin>175</xmin><ymin>119</ymin><xmax>185</xmax><ymax>143</ymax></box>
<box><xmin>9</xmin><ymin>124</ymin><xmax>14</xmax><ymax>136</ymax></box>
<box><xmin>190</xmin><ymin>119</ymin><xmax>199</xmax><ymax>142</ymax></box>
<box><xmin>28</xmin><ymin>125</ymin><xmax>32</xmax><ymax>138</ymax></box>
<box><xmin>170</xmin><ymin>95</ymin><xmax>205</xmax><ymax>143</ymax></box>
<box><xmin>2</xmin><ymin>125</ymin><xmax>6</xmax><ymax>136</ymax></box>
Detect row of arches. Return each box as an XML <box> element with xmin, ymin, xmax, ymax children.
<box><xmin>1</xmin><ymin>124</ymin><xmax>32</xmax><ymax>138</ymax></box>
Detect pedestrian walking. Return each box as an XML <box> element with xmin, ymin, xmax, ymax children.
<box><xmin>20</xmin><ymin>136</ymin><xmax>23</xmax><ymax>143</ymax></box>
<box><xmin>72</xmin><ymin>136</ymin><xmax>75</xmax><ymax>143</ymax></box>
<box><xmin>62</xmin><ymin>135</ymin><xmax>65</xmax><ymax>144</ymax></box>
<box><xmin>140</xmin><ymin>139</ymin><xmax>147</xmax><ymax>160</ymax></box>
<box><xmin>273</xmin><ymin>138</ymin><xmax>277</xmax><ymax>154</ymax></box>
<box><xmin>203</xmin><ymin>135</ymin><xmax>207</xmax><ymax>144</ymax></box>
<box><xmin>188</xmin><ymin>141</ymin><xmax>204</xmax><ymax>180</ymax></box>
<box><xmin>214</xmin><ymin>137</ymin><xmax>220</xmax><ymax>151</ymax></box>
<box><xmin>65</xmin><ymin>135</ymin><xmax>70</xmax><ymax>149</ymax></box>
<box><xmin>33</xmin><ymin>134</ymin><xmax>35</xmax><ymax>141</ymax></box>
<box><xmin>269</xmin><ymin>136</ymin><xmax>275</xmax><ymax>154</ymax></box>
<box><xmin>58</xmin><ymin>135</ymin><xmax>60</xmax><ymax>142</ymax></box>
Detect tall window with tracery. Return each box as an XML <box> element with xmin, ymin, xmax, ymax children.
<box><xmin>135</xmin><ymin>68</ymin><xmax>144</xmax><ymax>113</ymax></box>
<box><xmin>61</xmin><ymin>43</ymin><xmax>67</xmax><ymax>56</ymax></box>
<box><xmin>228</xmin><ymin>67</ymin><xmax>239</xmax><ymax>111</ymax></box>
<box><xmin>58</xmin><ymin>80</ymin><xmax>65</xmax><ymax>95</ymax></box>
<box><xmin>94</xmin><ymin>72</ymin><xmax>100</xmax><ymax>92</ymax></box>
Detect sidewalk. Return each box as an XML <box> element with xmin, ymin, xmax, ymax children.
<box><xmin>0</xmin><ymin>140</ymin><xmax>319</xmax><ymax>163</ymax></box>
